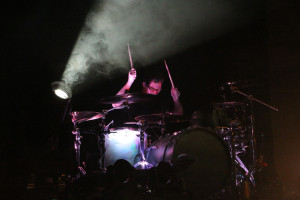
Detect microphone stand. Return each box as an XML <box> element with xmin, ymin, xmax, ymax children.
<box><xmin>232</xmin><ymin>87</ymin><xmax>279</xmax><ymax>112</ymax></box>
<box><xmin>230</xmin><ymin>85</ymin><xmax>278</xmax><ymax>187</ymax></box>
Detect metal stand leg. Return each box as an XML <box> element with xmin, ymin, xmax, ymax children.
<box><xmin>229</xmin><ymin>128</ymin><xmax>240</xmax><ymax>199</ymax></box>
<box><xmin>97</xmin><ymin>131</ymin><xmax>106</xmax><ymax>170</ymax></box>
<box><xmin>72</xmin><ymin>126</ymin><xmax>86</xmax><ymax>179</ymax></box>
<box><xmin>97</xmin><ymin>119</ymin><xmax>114</xmax><ymax>170</ymax></box>
<box><xmin>134</xmin><ymin>124</ymin><xmax>153</xmax><ymax>169</ymax></box>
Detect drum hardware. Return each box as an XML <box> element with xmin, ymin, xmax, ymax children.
<box><xmin>71</xmin><ymin>127</ymin><xmax>83</xmax><ymax>179</ymax></box>
<box><xmin>123</xmin><ymin>121</ymin><xmax>161</xmax><ymax>126</ymax></box>
<box><xmin>71</xmin><ymin>111</ymin><xmax>104</xmax><ymax>124</ymax></box>
<box><xmin>133</xmin><ymin>121</ymin><xmax>153</xmax><ymax>169</ymax></box>
<box><xmin>145</xmin><ymin>145</ymin><xmax>158</xmax><ymax>161</ymax></box>
<box><xmin>216</xmin><ymin>126</ymin><xmax>230</xmax><ymax>136</ymax></box>
<box><xmin>230</xmin><ymin>84</ymin><xmax>278</xmax><ymax>171</ymax></box>
<box><xmin>134</xmin><ymin>113</ymin><xmax>189</xmax><ymax>123</ymax></box>
<box><xmin>124</xmin><ymin>120</ymin><xmax>162</xmax><ymax>152</ymax></box>
<box><xmin>123</xmin><ymin>121</ymin><xmax>140</xmax><ymax>125</ymax></box>
<box><xmin>135</xmin><ymin>113</ymin><xmax>190</xmax><ymax>137</ymax></box>
<box><xmin>104</xmin><ymin>120</ymin><xmax>114</xmax><ymax>131</ymax></box>
<box><xmin>229</xmin><ymin>120</ymin><xmax>243</xmax><ymax>127</ymax></box>
<box><xmin>99</xmin><ymin>93</ymin><xmax>157</xmax><ymax>104</ymax></box>
<box><xmin>213</xmin><ymin>102</ymin><xmax>249</xmax><ymax>197</ymax></box>
<box><xmin>235</xmin><ymin>155</ymin><xmax>255</xmax><ymax>187</ymax></box>
<box><xmin>71</xmin><ymin>119</ymin><xmax>107</xmax><ymax>179</ymax></box>
<box><xmin>212</xmin><ymin>101</ymin><xmax>245</xmax><ymax>108</ymax></box>
<box><xmin>70</xmin><ymin>103</ymin><xmax>129</xmax><ymax>179</ymax></box>
<box><xmin>220</xmin><ymin>82</ymin><xmax>279</xmax><ymax>198</ymax></box>
<box><xmin>78</xmin><ymin>166</ymin><xmax>87</xmax><ymax>176</ymax></box>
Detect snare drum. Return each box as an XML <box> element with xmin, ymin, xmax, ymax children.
<box><xmin>104</xmin><ymin>127</ymin><xmax>147</xmax><ymax>168</ymax></box>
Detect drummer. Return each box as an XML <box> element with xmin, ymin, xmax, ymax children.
<box><xmin>112</xmin><ymin>67</ymin><xmax>183</xmax><ymax>119</ymax></box>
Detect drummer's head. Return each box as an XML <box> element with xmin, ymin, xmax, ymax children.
<box><xmin>142</xmin><ymin>72</ymin><xmax>164</xmax><ymax>95</ymax></box>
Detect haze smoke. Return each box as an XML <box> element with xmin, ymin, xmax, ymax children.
<box><xmin>62</xmin><ymin>0</ymin><xmax>262</xmax><ymax>93</ymax></box>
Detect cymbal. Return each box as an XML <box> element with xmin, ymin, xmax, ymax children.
<box><xmin>123</xmin><ymin>121</ymin><xmax>160</xmax><ymax>125</ymax></box>
<box><xmin>135</xmin><ymin>113</ymin><xmax>189</xmax><ymax>123</ymax></box>
<box><xmin>212</xmin><ymin>101</ymin><xmax>244</xmax><ymax>107</ymax></box>
<box><xmin>99</xmin><ymin>93</ymin><xmax>156</xmax><ymax>104</ymax></box>
<box><xmin>71</xmin><ymin>111</ymin><xmax>104</xmax><ymax>124</ymax></box>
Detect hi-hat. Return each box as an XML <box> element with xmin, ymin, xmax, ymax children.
<box><xmin>99</xmin><ymin>93</ymin><xmax>156</xmax><ymax>104</ymax></box>
<box><xmin>71</xmin><ymin>111</ymin><xmax>104</xmax><ymax>124</ymax></box>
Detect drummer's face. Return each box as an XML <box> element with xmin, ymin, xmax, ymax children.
<box><xmin>143</xmin><ymin>80</ymin><xmax>162</xmax><ymax>95</ymax></box>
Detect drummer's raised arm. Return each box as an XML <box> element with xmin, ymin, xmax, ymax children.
<box><xmin>171</xmin><ymin>87</ymin><xmax>183</xmax><ymax>115</ymax></box>
<box><xmin>112</xmin><ymin>68</ymin><xmax>137</xmax><ymax>107</ymax></box>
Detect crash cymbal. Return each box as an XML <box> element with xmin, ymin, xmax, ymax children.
<box><xmin>212</xmin><ymin>101</ymin><xmax>244</xmax><ymax>107</ymax></box>
<box><xmin>99</xmin><ymin>93</ymin><xmax>156</xmax><ymax>104</ymax></box>
<box><xmin>71</xmin><ymin>111</ymin><xmax>104</xmax><ymax>124</ymax></box>
<box><xmin>135</xmin><ymin>113</ymin><xmax>189</xmax><ymax>123</ymax></box>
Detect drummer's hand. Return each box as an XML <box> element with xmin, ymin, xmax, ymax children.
<box><xmin>128</xmin><ymin>68</ymin><xmax>136</xmax><ymax>84</ymax></box>
<box><xmin>171</xmin><ymin>87</ymin><xmax>180</xmax><ymax>102</ymax></box>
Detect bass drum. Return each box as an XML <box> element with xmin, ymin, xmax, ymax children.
<box><xmin>147</xmin><ymin>126</ymin><xmax>231</xmax><ymax>197</ymax></box>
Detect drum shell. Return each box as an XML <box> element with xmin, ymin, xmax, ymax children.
<box><xmin>104</xmin><ymin>127</ymin><xmax>146</xmax><ymax>168</ymax></box>
<box><xmin>147</xmin><ymin>126</ymin><xmax>231</xmax><ymax>196</ymax></box>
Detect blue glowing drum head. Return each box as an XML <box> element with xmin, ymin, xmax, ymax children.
<box><xmin>104</xmin><ymin>127</ymin><xmax>147</xmax><ymax>168</ymax></box>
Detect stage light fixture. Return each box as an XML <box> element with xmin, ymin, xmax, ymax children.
<box><xmin>51</xmin><ymin>81</ymin><xmax>72</xmax><ymax>99</ymax></box>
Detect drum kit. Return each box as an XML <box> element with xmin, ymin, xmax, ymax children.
<box><xmin>68</xmin><ymin>83</ymin><xmax>278</xmax><ymax>198</ymax></box>
<box><xmin>70</xmin><ymin>94</ymin><xmax>190</xmax><ymax>173</ymax></box>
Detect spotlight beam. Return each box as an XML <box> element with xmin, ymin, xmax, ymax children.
<box><xmin>57</xmin><ymin>0</ymin><xmax>263</xmax><ymax>94</ymax></box>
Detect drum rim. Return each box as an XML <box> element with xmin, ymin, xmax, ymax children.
<box><xmin>180</xmin><ymin>126</ymin><xmax>220</xmax><ymax>136</ymax></box>
<box><xmin>146</xmin><ymin>125</ymin><xmax>232</xmax><ymax>195</ymax></box>
<box><xmin>179</xmin><ymin>126</ymin><xmax>232</xmax><ymax>152</ymax></box>
<box><xmin>109</xmin><ymin>127</ymin><xmax>139</xmax><ymax>131</ymax></box>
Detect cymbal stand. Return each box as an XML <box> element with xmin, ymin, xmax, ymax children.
<box><xmin>227</xmin><ymin>116</ymin><xmax>255</xmax><ymax>198</ymax></box>
<box><xmin>71</xmin><ymin>103</ymin><xmax>129</xmax><ymax>178</ymax></box>
<box><xmin>97</xmin><ymin>117</ymin><xmax>107</xmax><ymax>170</ymax></box>
<box><xmin>134</xmin><ymin>122</ymin><xmax>153</xmax><ymax>169</ymax></box>
<box><xmin>160</xmin><ymin>113</ymin><xmax>166</xmax><ymax>135</ymax></box>
<box><xmin>228</xmin><ymin>123</ymin><xmax>240</xmax><ymax>199</ymax></box>
<box><xmin>160</xmin><ymin>109</ymin><xmax>170</xmax><ymax>136</ymax></box>
<box><xmin>97</xmin><ymin>104</ymin><xmax>129</xmax><ymax>169</ymax></box>
<box><xmin>72</xmin><ymin>123</ymin><xmax>86</xmax><ymax>179</ymax></box>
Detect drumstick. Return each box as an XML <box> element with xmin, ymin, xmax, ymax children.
<box><xmin>127</xmin><ymin>43</ymin><xmax>133</xmax><ymax>68</ymax></box>
<box><xmin>164</xmin><ymin>60</ymin><xmax>175</xmax><ymax>88</ymax></box>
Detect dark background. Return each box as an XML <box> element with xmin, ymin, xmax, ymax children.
<box><xmin>2</xmin><ymin>0</ymin><xmax>300</xmax><ymax>199</ymax></box>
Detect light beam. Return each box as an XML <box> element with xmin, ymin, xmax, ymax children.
<box><xmin>55</xmin><ymin>0</ymin><xmax>263</xmax><ymax>95</ymax></box>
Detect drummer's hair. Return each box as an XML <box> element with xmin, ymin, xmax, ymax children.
<box><xmin>143</xmin><ymin>70</ymin><xmax>164</xmax><ymax>85</ymax></box>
